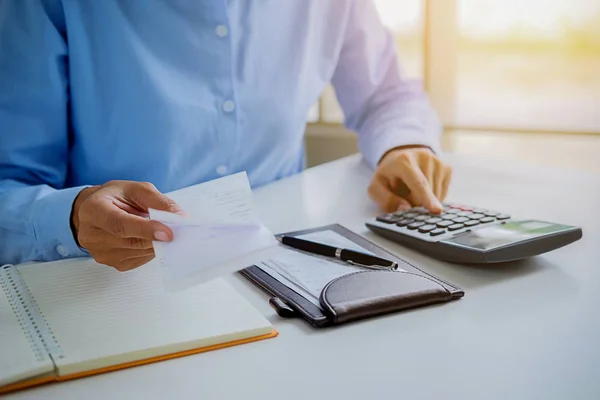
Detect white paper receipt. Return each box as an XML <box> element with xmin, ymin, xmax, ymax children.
<box><xmin>149</xmin><ymin>172</ymin><xmax>279</xmax><ymax>290</ymax></box>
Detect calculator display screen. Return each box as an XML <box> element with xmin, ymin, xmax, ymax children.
<box><xmin>444</xmin><ymin>220</ymin><xmax>573</xmax><ymax>250</ymax></box>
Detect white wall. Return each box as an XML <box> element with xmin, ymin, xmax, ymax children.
<box><xmin>304</xmin><ymin>124</ymin><xmax>359</xmax><ymax>168</ymax></box>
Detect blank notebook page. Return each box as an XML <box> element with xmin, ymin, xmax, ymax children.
<box><xmin>17</xmin><ymin>258</ymin><xmax>274</xmax><ymax>376</ymax></box>
<box><xmin>0</xmin><ymin>287</ymin><xmax>54</xmax><ymax>386</ymax></box>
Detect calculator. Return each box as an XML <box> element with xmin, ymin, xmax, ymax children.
<box><xmin>365</xmin><ymin>203</ymin><xmax>583</xmax><ymax>264</ymax></box>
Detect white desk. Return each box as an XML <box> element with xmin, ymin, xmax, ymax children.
<box><xmin>8</xmin><ymin>153</ymin><xmax>600</xmax><ymax>400</ymax></box>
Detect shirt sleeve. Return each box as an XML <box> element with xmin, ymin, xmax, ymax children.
<box><xmin>0</xmin><ymin>0</ymin><xmax>88</xmax><ymax>265</ymax></box>
<box><xmin>330</xmin><ymin>0</ymin><xmax>443</xmax><ymax>170</ymax></box>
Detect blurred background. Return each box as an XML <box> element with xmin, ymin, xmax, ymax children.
<box><xmin>304</xmin><ymin>0</ymin><xmax>600</xmax><ymax>173</ymax></box>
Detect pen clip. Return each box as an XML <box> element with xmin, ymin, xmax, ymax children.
<box><xmin>346</xmin><ymin>260</ymin><xmax>398</xmax><ymax>271</ymax></box>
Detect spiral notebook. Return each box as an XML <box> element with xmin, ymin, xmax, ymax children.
<box><xmin>0</xmin><ymin>258</ymin><xmax>277</xmax><ymax>395</ymax></box>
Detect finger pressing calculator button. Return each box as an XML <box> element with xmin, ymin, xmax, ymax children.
<box><xmin>480</xmin><ymin>217</ymin><xmax>495</xmax><ymax>223</ymax></box>
<box><xmin>452</xmin><ymin>217</ymin><xmax>469</xmax><ymax>223</ymax></box>
<box><xmin>396</xmin><ymin>218</ymin><xmax>413</xmax><ymax>227</ymax></box>
<box><xmin>407</xmin><ymin>222</ymin><xmax>425</xmax><ymax>230</ymax></box>
<box><xmin>430</xmin><ymin>228</ymin><xmax>446</xmax><ymax>236</ymax></box>
<box><xmin>376</xmin><ymin>214</ymin><xmax>400</xmax><ymax>223</ymax></box>
<box><xmin>448</xmin><ymin>223</ymin><xmax>464</xmax><ymax>231</ymax></box>
<box><xmin>425</xmin><ymin>217</ymin><xmax>442</xmax><ymax>224</ymax></box>
<box><xmin>496</xmin><ymin>214</ymin><xmax>511</xmax><ymax>220</ymax></box>
<box><xmin>437</xmin><ymin>220</ymin><xmax>453</xmax><ymax>228</ymax></box>
<box><xmin>418</xmin><ymin>224</ymin><xmax>436</xmax><ymax>233</ymax></box>
<box><xmin>464</xmin><ymin>220</ymin><xmax>480</xmax><ymax>227</ymax></box>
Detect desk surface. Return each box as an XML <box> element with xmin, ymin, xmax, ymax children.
<box><xmin>8</xmin><ymin>153</ymin><xmax>600</xmax><ymax>400</ymax></box>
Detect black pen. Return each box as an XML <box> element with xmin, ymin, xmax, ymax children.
<box><xmin>277</xmin><ymin>235</ymin><xmax>398</xmax><ymax>270</ymax></box>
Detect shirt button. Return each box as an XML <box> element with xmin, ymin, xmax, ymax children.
<box><xmin>56</xmin><ymin>245</ymin><xmax>70</xmax><ymax>257</ymax></box>
<box><xmin>215</xmin><ymin>25</ymin><xmax>228</xmax><ymax>38</ymax></box>
<box><xmin>222</xmin><ymin>100</ymin><xmax>235</xmax><ymax>113</ymax></box>
<box><xmin>216</xmin><ymin>165</ymin><xmax>228</xmax><ymax>175</ymax></box>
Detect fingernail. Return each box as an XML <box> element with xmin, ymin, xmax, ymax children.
<box><xmin>154</xmin><ymin>231</ymin><xmax>170</xmax><ymax>242</ymax></box>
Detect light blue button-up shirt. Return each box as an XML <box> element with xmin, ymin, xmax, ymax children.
<box><xmin>0</xmin><ymin>0</ymin><xmax>441</xmax><ymax>265</ymax></box>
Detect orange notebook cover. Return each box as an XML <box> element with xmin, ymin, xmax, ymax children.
<box><xmin>0</xmin><ymin>330</ymin><xmax>278</xmax><ymax>395</ymax></box>
<box><xmin>0</xmin><ymin>259</ymin><xmax>278</xmax><ymax>395</ymax></box>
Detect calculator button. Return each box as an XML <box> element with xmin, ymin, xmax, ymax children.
<box><xmin>409</xmin><ymin>207</ymin><xmax>428</xmax><ymax>213</ymax></box>
<box><xmin>425</xmin><ymin>217</ymin><xmax>442</xmax><ymax>224</ymax></box>
<box><xmin>480</xmin><ymin>217</ymin><xmax>495</xmax><ymax>223</ymax></box>
<box><xmin>464</xmin><ymin>220</ymin><xmax>480</xmax><ymax>227</ymax></box>
<box><xmin>437</xmin><ymin>220</ymin><xmax>453</xmax><ymax>228</ymax></box>
<box><xmin>469</xmin><ymin>213</ymin><xmax>486</xmax><ymax>220</ymax></box>
<box><xmin>484</xmin><ymin>211</ymin><xmax>500</xmax><ymax>217</ymax></box>
<box><xmin>458</xmin><ymin>206</ymin><xmax>473</xmax><ymax>211</ymax></box>
<box><xmin>473</xmin><ymin>208</ymin><xmax>487</xmax><ymax>213</ymax></box>
<box><xmin>407</xmin><ymin>222</ymin><xmax>425</xmax><ymax>230</ymax></box>
<box><xmin>441</xmin><ymin>214</ymin><xmax>456</xmax><ymax>220</ymax></box>
<box><xmin>418</xmin><ymin>224</ymin><xmax>436</xmax><ymax>233</ymax></box>
<box><xmin>444</xmin><ymin>208</ymin><xmax>459</xmax><ymax>214</ymax></box>
<box><xmin>452</xmin><ymin>217</ymin><xmax>469</xmax><ymax>223</ymax></box>
<box><xmin>402</xmin><ymin>212</ymin><xmax>418</xmax><ymax>218</ymax></box>
<box><xmin>457</xmin><ymin>211</ymin><xmax>473</xmax><ymax>217</ymax></box>
<box><xmin>376</xmin><ymin>214</ymin><xmax>401</xmax><ymax>223</ymax></box>
<box><xmin>448</xmin><ymin>224</ymin><xmax>464</xmax><ymax>231</ymax></box>
<box><xmin>496</xmin><ymin>214</ymin><xmax>511</xmax><ymax>220</ymax></box>
<box><xmin>395</xmin><ymin>218</ymin><xmax>413</xmax><ymax>227</ymax></box>
<box><xmin>414</xmin><ymin>215</ymin><xmax>430</xmax><ymax>221</ymax></box>
<box><xmin>430</xmin><ymin>228</ymin><xmax>446</xmax><ymax>236</ymax></box>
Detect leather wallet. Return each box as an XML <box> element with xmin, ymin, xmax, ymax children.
<box><xmin>240</xmin><ymin>224</ymin><xmax>464</xmax><ymax>327</ymax></box>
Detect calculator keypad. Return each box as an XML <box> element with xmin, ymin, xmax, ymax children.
<box><xmin>430</xmin><ymin>228</ymin><xmax>445</xmax><ymax>236</ymax></box>
<box><xmin>407</xmin><ymin>222</ymin><xmax>425</xmax><ymax>230</ymax></box>
<box><xmin>448</xmin><ymin>223</ymin><xmax>464</xmax><ymax>231</ymax></box>
<box><xmin>397</xmin><ymin>218</ymin><xmax>412</xmax><ymax>227</ymax></box>
<box><xmin>375</xmin><ymin>214</ymin><xmax>403</xmax><ymax>223</ymax></box>
<box><xmin>418</xmin><ymin>224</ymin><xmax>436</xmax><ymax>233</ymax></box>
<box><xmin>375</xmin><ymin>203</ymin><xmax>511</xmax><ymax>238</ymax></box>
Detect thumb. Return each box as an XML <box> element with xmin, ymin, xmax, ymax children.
<box><xmin>368</xmin><ymin>176</ymin><xmax>412</xmax><ymax>213</ymax></box>
<box><xmin>128</xmin><ymin>182</ymin><xmax>183</xmax><ymax>214</ymax></box>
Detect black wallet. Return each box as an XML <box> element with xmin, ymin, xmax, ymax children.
<box><xmin>240</xmin><ymin>224</ymin><xmax>465</xmax><ymax>327</ymax></box>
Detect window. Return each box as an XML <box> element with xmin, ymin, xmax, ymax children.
<box><xmin>455</xmin><ymin>0</ymin><xmax>600</xmax><ymax>132</ymax></box>
<box><xmin>310</xmin><ymin>0</ymin><xmax>600</xmax><ymax>134</ymax></box>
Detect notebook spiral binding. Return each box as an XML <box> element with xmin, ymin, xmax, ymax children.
<box><xmin>0</xmin><ymin>265</ymin><xmax>64</xmax><ymax>361</ymax></box>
